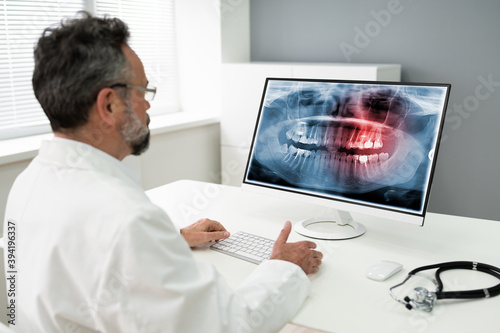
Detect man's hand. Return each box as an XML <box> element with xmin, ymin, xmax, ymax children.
<box><xmin>270</xmin><ymin>221</ymin><xmax>323</xmax><ymax>275</ymax></box>
<box><xmin>181</xmin><ymin>218</ymin><xmax>230</xmax><ymax>247</ymax></box>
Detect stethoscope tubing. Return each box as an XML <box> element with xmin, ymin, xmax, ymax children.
<box><xmin>407</xmin><ymin>261</ymin><xmax>500</xmax><ymax>300</ymax></box>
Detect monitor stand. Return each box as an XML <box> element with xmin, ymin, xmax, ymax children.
<box><xmin>294</xmin><ymin>210</ymin><xmax>366</xmax><ymax>240</ymax></box>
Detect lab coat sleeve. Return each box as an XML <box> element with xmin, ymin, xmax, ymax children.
<box><xmin>228</xmin><ymin>260</ymin><xmax>310</xmax><ymax>332</ymax></box>
<box><xmin>95</xmin><ymin>204</ymin><xmax>310</xmax><ymax>333</ymax></box>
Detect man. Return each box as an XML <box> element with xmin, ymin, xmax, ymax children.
<box><xmin>3</xmin><ymin>13</ymin><xmax>322</xmax><ymax>332</ymax></box>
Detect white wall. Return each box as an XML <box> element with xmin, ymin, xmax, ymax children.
<box><xmin>175</xmin><ymin>0</ymin><xmax>222</xmax><ymax>115</ymax></box>
<box><xmin>220</xmin><ymin>0</ymin><xmax>250</xmax><ymax>62</ymax></box>
<box><xmin>131</xmin><ymin>123</ymin><xmax>222</xmax><ymax>189</ymax></box>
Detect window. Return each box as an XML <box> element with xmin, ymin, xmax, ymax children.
<box><xmin>0</xmin><ymin>0</ymin><xmax>178</xmax><ymax>140</ymax></box>
<box><xmin>95</xmin><ymin>0</ymin><xmax>178</xmax><ymax>117</ymax></box>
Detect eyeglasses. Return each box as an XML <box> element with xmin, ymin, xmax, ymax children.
<box><xmin>109</xmin><ymin>83</ymin><xmax>157</xmax><ymax>101</ymax></box>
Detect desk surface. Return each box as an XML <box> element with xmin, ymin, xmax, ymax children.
<box><xmin>147</xmin><ymin>180</ymin><xmax>500</xmax><ymax>333</ymax></box>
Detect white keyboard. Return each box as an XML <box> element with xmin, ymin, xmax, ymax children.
<box><xmin>210</xmin><ymin>231</ymin><xmax>275</xmax><ymax>264</ymax></box>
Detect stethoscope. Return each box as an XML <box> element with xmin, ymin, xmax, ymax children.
<box><xmin>389</xmin><ymin>261</ymin><xmax>500</xmax><ymax>312</ymax></box>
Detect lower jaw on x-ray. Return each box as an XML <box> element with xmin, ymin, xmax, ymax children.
<box><xmin>247</xmin><ymin>81</ymin><xmax>444</xmax><ymax>213</ymax></box>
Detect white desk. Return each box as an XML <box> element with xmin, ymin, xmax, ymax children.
<box><xmin>147</xmin><ymin>180</ymin><xmax>500</xmax><ymax>333</ymax></box>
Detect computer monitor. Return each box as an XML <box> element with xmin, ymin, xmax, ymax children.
<box><xmin>242</xmin><ymin>78</ymin><xmax>451</xmax><ymax>240</ymax></box>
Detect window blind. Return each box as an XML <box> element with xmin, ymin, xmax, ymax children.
<box><xmin>0</xmin><ymin>0</ymin><xmax>178</xmax><ymax>140</ymax></box>
<box><xmin>96</xmin><ymin>0</ymin><xmax>179</xmax><ymax>117</ymax></box>
<box><xmin>0</xmin><ymin>0</ymin><xmax>84</xmax><ymax>139</ymax></box>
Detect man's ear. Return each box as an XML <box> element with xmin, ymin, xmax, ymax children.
<box><xmin>95</xmin><ymin>87</ymin><xmax>123</xmax><ymax>127</ymax></box>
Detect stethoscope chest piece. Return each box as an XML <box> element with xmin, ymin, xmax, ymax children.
<box><xmin>403</xmin><ymin>287</ymin><xmax>437</xmax><ymax>312</ymax></box>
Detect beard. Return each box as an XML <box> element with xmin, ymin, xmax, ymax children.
<box><xmin>119</xmin><ymin>102</ymin><xmax>151</xmax><ymax>156</ymax></box>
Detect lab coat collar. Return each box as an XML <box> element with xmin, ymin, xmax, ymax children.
<box><xmin>39</xmin><ymin>137</ymin><xmax>141</xmax><ymax>185</ymax></box>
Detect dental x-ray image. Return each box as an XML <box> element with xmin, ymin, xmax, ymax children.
<box><xmin>245</xmin><ymin>79</ymin><xmax>449</xmax><ymax>214</ymax></box>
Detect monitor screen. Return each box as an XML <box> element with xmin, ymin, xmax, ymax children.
<box><xmin>242</xmin><ymin>78</ymin><xmax>450</xmax><ymax>238</ymax></box>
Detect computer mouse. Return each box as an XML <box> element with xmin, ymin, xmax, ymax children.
<box><xmin>366</xmin><ymin>260</ymin><xmax>403</xmax><ymax>281</ymax></box>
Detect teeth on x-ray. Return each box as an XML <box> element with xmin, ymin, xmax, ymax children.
<box><xmin>280</xmin><ymin>119</ymin><xmax>394</xmax><ymax>190</ymax></box>
<box><xmin>285</xmin><ymin>123</ymin><xmax>384</xmax><ymax>151</ymax></box>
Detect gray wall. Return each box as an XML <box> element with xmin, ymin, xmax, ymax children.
<box><xmin>250</xmin><ymin>0</ymin><xmax>500</xmax><ymax>221</ymax></box>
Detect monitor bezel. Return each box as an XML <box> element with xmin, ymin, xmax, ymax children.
<box><xmin>242</xmin><ymin>77</ymin><xmax>451</xmax><ymax>227</ymax></box>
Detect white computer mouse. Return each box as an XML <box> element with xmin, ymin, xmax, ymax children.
<box><xmin>366</xmin><ymin>260</ymin><xmax>403</xmax><ymax>281</ymax></box>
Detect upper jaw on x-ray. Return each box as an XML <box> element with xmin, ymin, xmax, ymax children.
<box><xmin>252</xmin><ymin>82</ymin><xmax>441</xmax><ymax>197</ymax></box>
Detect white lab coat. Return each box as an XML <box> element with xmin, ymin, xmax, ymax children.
<box><xmin>3</xmin><ymin>138</ymin><xmax>310</xmax><ymax>333</ymax></box>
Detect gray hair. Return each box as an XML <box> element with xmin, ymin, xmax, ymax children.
<box><xmin>33</xmin><ymin>12</ymin><xmax>131</xmax><ymax>132</ymax></box>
